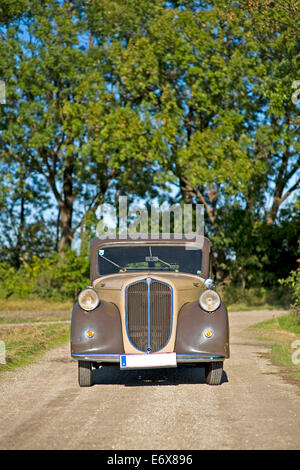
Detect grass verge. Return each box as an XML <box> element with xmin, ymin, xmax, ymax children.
<box><xmin>228</xmin><ymin>303</ymin><xmax>288</xmax><ymax>312</ymax></box>
<box><xmin>0</xmin><ymin>298</ymin><xmax>73</xmax><ymax>324</ymax></box>
<box><xmin>0</xmin><ymin>323</ymin><xmax>70</xmax><ymax>372</ymax></box>
<box><xmin>0</xmin><ymin>298</ymin><xmax>73</xmax><ymax>312</ymax></box>
<box><xmin>249</xmin><ymin>313</ymin><xmax>300</xmax><ymax>384</ymax></box>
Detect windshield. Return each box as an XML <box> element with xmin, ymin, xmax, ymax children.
<box><xmin>98</xmin><ymin>245</ymin><xmax>202</xmax><ymax>275</ymax></box>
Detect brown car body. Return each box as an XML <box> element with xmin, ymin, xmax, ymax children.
<box><xmin>71</xmin><ymin>235</ymin><xmax>230</xmax><ymax>386</ymax></box>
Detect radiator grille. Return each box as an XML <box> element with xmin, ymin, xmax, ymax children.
<box><xmin>126</xmin><ymin>279</ymin><xmax>172</xmax><ymax>352</ymax></box>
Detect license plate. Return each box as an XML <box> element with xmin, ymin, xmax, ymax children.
<box><xmin>120</xmin><ymin>352</ymin><xmax>177</xmax><ymax>369</ymax></box>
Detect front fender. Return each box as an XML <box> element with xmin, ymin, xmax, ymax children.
<box><xmin>71</xmin><ymin>300</ymin><xmax>125</xmax><ymax>356</ymax></box>
<box><xmin>175</xmin><ymin>301</ymin><xmax>230</xmax><ymax>358</ymax></box>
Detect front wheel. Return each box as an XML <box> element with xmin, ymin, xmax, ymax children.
<box><xmin>78</xmin><ymin>360</ymin><xmax>92</xmax><ymax>387</ymax></box>
<box><xmin>205</xmin><ymin>361</ymin><xmax>223</xmax><ymax>385</ymax></box>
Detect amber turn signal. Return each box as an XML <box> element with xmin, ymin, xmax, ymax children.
<box><xmin>204</xmin><ymin>329</ymin><xmax>213</xmax><ymax>338</ymax></box>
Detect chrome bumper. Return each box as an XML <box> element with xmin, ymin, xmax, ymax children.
<box><xmin>72</xmin><ymin>353</ymin><xmax>225</xmax><ymax>363</ymax></box>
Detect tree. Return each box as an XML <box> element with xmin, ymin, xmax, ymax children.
<box><xmin>90</xmin><ymin>0</ymin><xmax>299</xmax><ymax>283</ymax></box>
<box><xmin>86</xmin><ymin>1</ymin><xmax>261</xmax><ymax>277</ymax></box>
<box><xmin>0</xmin><ymin>159</ymin><xmax>55</xmax><ymax>266</ymax></box>
<box><xmin>0</xmin><ymin>0</ymin><xmax>31</xmax><ymax>25</ymax></box>
<box><xmin>1</xmin><ymin>0</ymin><xmax>298</xmax><ymax>291</ymax></box>
<box><xmin>0</xmin><ymin>0</ymin><xmax>155</xmax><ymax>256</ymax></box>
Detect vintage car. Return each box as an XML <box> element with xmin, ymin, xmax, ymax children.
<box><xmin>70</xmin><ymin>235</ymin><xmax>230</xmax><ymax>386</ymax></box>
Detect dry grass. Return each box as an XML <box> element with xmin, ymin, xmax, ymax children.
<box><xmin>0</xmin><ymin>323</ymin><xmax>70</xmax><ymax>371</ymax></box>
<box><xmin>0</xmin><ymin>299</ymin><xmax>72</xmax><ymax>373</ymax></box>
<box><xmin>0</xmin><ymin>298</ymin><xmax>72</xmax><ymax>312</ymax></box>
<box><xmin>0</xmin><ymin>298</ymin><xmax>73</xmax><ymax>324</ymax></box>
<box><xmin>249</xmin><ymin>314</ymin><xmax>300</xmax><ymax>384</ymax></box>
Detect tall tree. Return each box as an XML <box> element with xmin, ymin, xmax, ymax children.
<box><xmin>238</xmin><ymin>0</ymin><xmax>300</xmax><ymax>224</ymax></box>
<box><xmin>86</xmin><ymin>0</ymin><xmax>299</xmax><ymax>283</ymax></box>
<box><xmin>0</xmin><ymin>0</ymin><xmax>155</xmax><ymax>255</ymax></box>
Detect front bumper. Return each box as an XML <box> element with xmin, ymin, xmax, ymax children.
<box><xmin>71</xmin><ymin>353</ymin><xmax>225</xmax><ymax>364</ymax></box>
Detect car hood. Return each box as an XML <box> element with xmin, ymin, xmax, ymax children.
<box><xmin>93</xmin><ymin>271</ymin><xmax>206</xmax><ymax>310</ymax></box>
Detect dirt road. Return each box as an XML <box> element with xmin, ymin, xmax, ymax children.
<box><xmin>0</xmin><ymin>310</ymin><xmax>299</xmax><ymax>450</ymax></box>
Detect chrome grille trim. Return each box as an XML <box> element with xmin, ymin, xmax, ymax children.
<box><xmin>125</xmin><ymin>278</ymin><xmax>173</xmax><ymax>353</ymax></box>
<box><xmin>126</xmin><ymin>279</ymin><xmax>148</xmax><ymax>352</ymax></box>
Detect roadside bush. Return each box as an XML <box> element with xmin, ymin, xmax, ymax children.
<box><xmin>0</xmin><ymin>261</ymin><xmax>36</xmax><ymax>298</ymax></box>
<box><xmin>221</xmin><ymin>285</ymin><xmax>291</xmax><ymax>309</ymax></box>
<box><xmin>0</xmin><ymin>249</ymin><xmax>90</xmax><ymax>301</ymax></box>
<box><xmin>279</xmin><ymin>260</ymin><xmax>300</xmax><ymax>324</ymax></box>
<box><xmin>31</xmin><ymin>250</ymin><xmax>90</xmax><ymax>300</ymax></box>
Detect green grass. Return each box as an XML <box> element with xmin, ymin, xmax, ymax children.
<box><xmin>249</xmin><ymin>313</ymin><xmax>300</xmax><ymax>384</ymax></box>
<box><xmin>276</xmin><ymin>314</ymin><xmax>300</xmax><ymax>334</ymax></box>
<box><xmin>228</xmin><ymin>303</ymin><xmax>287</xmax><ymax>312</ymax></box>
<box><xmin>270</xmin><ymin>343</ymin><xmax>300</xmax><ymax>382</ymax></box>
<box><xmin>249</xmin><ymin>317</ymin><xmax>279</xmax><ymax>330</ymax></box>
<box><xmin>250</xmin><ymin>313</ymin><xmax>300</xmax><ymax>334</ymax></box>
<box><xmin>0</xmin><ymin>299</ymin><xmax>72</xmax><ymax>375</ymax></box>
<box><xmin>0</xmin><ymin>323</ymin><xmax>70</xmax><ymax>372</ymax></box>
<box><xmin>271</xmin><ymin>343</ymin><xmax>294</xmax><ymax>367</ymax></box>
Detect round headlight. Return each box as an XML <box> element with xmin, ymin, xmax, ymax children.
<box><xmin>78</xmin><ymin>288</ymin><xmax>99</xmax><ymax>311</ymax></box>
<box><xmin>199</xmin><ymin>289</ymin><xmax>220</xmax><ymax>312</ymax></box>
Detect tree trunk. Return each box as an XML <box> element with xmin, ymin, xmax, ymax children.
<box><xmin>58</xmin><ymin>165</ymin><xmax>74</xmax><ymax>255</ymax></box>
<box><xmin>55</xmin><ymin>207</ymin><xmax>60</xmax><ymax>252</ymax></box>
<box><xmin>179</xmin><ymin>176</ymin><xmax>195</xmax><ymax>204</ymax></box>
<box><xmin>15</xmin><ymin>195</ymin><xmax>25</xmax><ymax>268</ymax></box>
<box><xmin>79</xmin><ymin>216</ymin><xmax>88</xmax><ymax>256</ymax></box>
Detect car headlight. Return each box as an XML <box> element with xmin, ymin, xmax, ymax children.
<box><xmin>199</xmin><ymin>289</ymin><xmax>220</xmax><ymax>312</ymax></box>
<box><xmin>78</xmin><ymin>288</ymin><xmax>100</xmax><ymax>311</ymax></box>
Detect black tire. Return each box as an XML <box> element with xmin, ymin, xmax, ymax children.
<box><xmin>78</xmin><ymin>360</ymin><xmax>92</xmax><ymax>387</ymax></box>
<box><xmin>205</xmin><ymin>361</ymin><xmax>223</xmax><ymax>385</ymax></box>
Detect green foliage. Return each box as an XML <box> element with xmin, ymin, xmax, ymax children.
<box><xmin>0</xmin><ymin>0</ymin><xmax>160</xmax><ymax>256</ymax></box>
<box><xmin>0</xmin><ymin>0</ymin><xmax>299</xmax><ymax>296</ymax></box>
<box><xmin>210</xmin><ymin>202</ymin><xmax>300</xmax><ymax>288</ymax></box>
<box><xmin>0</xmin><ymin>0</ymin><xmax>31</xmax><ymax>24</ymax></box>
<box><xmin>222</xmin><ymin>285</ymin><xmax>291</xmax><ymax>310</ymax></box>
<box><xmin>280</xmin><ymin>261</ymin><xmax>300</xmax><ymax>323</ymax></box>
<box><xmin>0</xmin><ymin>249</ymin><xmax>90</xmax><ymax>301</ymax></box>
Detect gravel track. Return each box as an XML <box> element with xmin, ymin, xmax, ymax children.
<box><xmin>0</xmin><ymin>309</ymin><xmax>299</xmax><ymax>450</ymax></box>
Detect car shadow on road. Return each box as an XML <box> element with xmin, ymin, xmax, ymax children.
<box><xmin>92</xmin><ymin>365</ymin><xmax>229</xmax><ymax>387</ymax></box>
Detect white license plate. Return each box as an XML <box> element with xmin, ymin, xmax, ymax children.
<box><xmin>120</xmin><ymin>352</ymin><xmax>177</xmax><ymax>369</ymax></box>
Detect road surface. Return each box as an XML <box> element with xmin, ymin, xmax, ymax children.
<box><xmin>0</xmin><ymin>310</ymin><xmax>299</xmax><ymax>450</ymax></box>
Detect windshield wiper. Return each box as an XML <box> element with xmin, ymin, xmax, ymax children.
<box><xmin>146</xmin><ymin>246</ymin><xmax>178</xmax><ymax>271</ymax></box>
<box><xmin>99</xmin><ymin>252</ymin><xmax>127</xmax><ymax>272</ymax></box>
<box><xmin>145</xmin><ymin>255</ymin><xmax>178</xmax><ymax>272</ymax></box>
